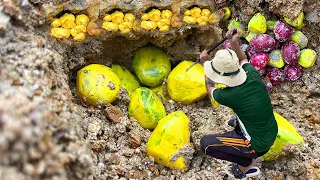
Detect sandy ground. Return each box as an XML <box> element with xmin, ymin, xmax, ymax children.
<box><xmin>0</xmin><ymin>0</ymin><xmax>320</xmax><ymax>180</ymax></box>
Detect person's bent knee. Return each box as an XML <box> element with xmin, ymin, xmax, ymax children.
<box><xmin>200</xmin><ymin>135</ymin><xmax>214</xmax><ymax>153</ymax></box>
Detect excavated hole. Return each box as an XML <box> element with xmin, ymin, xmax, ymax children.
<box><xmin>66</xmin><ymin>32</ymin><xmax>213</xmax><ymax>106</ymax></box>
<box><xmin>55</xmin><ymin>10</ymin><xmax>73</xmax><ymax>18</ymax></box>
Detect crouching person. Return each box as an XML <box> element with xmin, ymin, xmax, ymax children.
<box><xmin>199</xmin><ymin>29</ymin><xmax>278</xmax><ymax>179</ymax></box>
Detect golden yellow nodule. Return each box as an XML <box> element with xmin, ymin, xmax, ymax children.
<box><xmin>159</xmin><ymin>25</ymin><xmax>170</xmax><ymax>32</ymax></box>
<box><xmin>76</xmin><ymin>14</ymin><xmax>89</xmax><ymax>26</ymax></box>
<box><xmin>149</xmin><ymin>14</ymin><xmax>162</xmax><ymax>22</ymax></box>
<box><xmin>120</xmin><ymin>28</ymin><xmax>131</xmax><ymax>34</ymax></box>
<box><xmin>50</xmin><ymin>28</ymin><xmax>71</xmax><ymax>39</ymax></box>
<box><xmin>201</xmin><ymin>9</ymin><xmax>211</xmax><ymax>17</ymax></box>
<box><xmin>60</xmin><ymin>13</ymin><xmax>75</xmax><ymax>24</ymax></box>
<box><xmin>157</xmin><ymin>20</ymin><xmax>169</xmax><ymax>30</ymax></box>
<box><xmin>70</xmin><ymin>28</ymin><xmax>78</xmax><ymax>37</ymax></box>
<box><xmin>161</xmin><ymin>10</ymin><xmax>172</xmax><ymax>19</ymax></box>
<box><xmin>102</xmin><ymin>22</ymin><xmax>118</xmax><ymax>32</ymax></box>
<box><xmin>74</xmin><ymin>25</ymin><xmax>87</xmax><ymax>33</ymax></box>
<box><xmin>122</xmin><ymin>22</ymin><xmax>133</xmax><ymax>29</ymax></box>
<box><xmin>198</xmin><ymin>16</ymin><xmax>209</xmax><ymax>26</ymax></box>
<box><xmin>51</xmin><ymin>18</ymin><xmax>62</xmax><ymax>27</ymax></box>
<box><xmin>184</xmin><ymin>10</ymin><xmax>191</xmax><ymax>16</ymax></box>
<box><xmin>141</xmin><ymin>21</ymin><xmax>157</xmax><ymax>30</ymax></box>
<box><xmin>190</xmin><ymin>7</ymin><xmax>201</xmax><ymax>18</ymax></box>
<box><xmin>103</xmin><ymin>14</ymin><xmax>112</xmax><ymax>22</ymax></box>
<box><xmin>141</xmin><ymin>13</ymin><xmax>150</xmax><ymax>21</ymax></box>
<box><xmin>73</xmin><ymin>32</ymin><xmax>86</xmax><ymax>41</ymax></box>
<box><xmin>158</xmin><ymin>19</ymin><xmax>171</xmax><ymax>26</ymax></box>
<box><xmin>124</xmin><ymin>13</ymin><xmax>136</xmax><ymax>22</ymax></box>
<box><xmin>111</xmin><ymin>11</ymin><xmax>124</xmax><ymax>19</ymax></box>
<box><xmin>183</xmin><ymin>16</ymin><xmax>197</xmax><ymax>24</ymax></box>
<box><xmin>62</xmin><ymin>19</ymin><xmax>76</xmax><ymax>29</ymax></box>
<box><xmin>112</xmin><ymin>16</ymin><xmax>124</xmax><ymax>24</ymax></box>
<box><xmin>148</xmin><ymin>9</ymin><xmax>161</xmax><ymax>17</ymax></box>
<box><xmin>198</xmin><ymin>16</ymin><xmax>209</xmax><ymax>22</ymax></box>
<box><xmin>70</xmin><ymin>25</ymin><xmax>87</xmax><ymax>39</ymax></box>
<box><xmin>119</xmin><ymin>23</ymin><xmax>132</xmax><ymax>34</ymax></box>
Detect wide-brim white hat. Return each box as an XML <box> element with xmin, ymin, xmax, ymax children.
<box><xmin>204</xmin><ymin>49</ymin><xmax>247</xmax><ymax>87</ymax></box>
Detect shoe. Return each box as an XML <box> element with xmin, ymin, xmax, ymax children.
<box><xmin>225</xmin><ymin>164</ymin><xmax>260</xmax><ymax>179</ymax></box>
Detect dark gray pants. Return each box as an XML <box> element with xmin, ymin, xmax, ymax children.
<box><xmin>200</xmin><ymin>127</ymin><xmax>268</xmax><ymax>167</ymax></box>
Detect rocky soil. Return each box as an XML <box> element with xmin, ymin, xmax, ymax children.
<box><xmin>0</xmin><ymin>0</ymin><xmax>320</xmax><ymax>180</ymax></box>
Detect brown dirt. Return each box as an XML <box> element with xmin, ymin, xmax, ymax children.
<box><xmin>0</xmin><ymin>1</ymin><xmax>320</xmax><ymax>180</ymax></box>
<box><xmin>105</xmin><ymin>104</ymin><xmax>124</xmax><ymax>123</ymax></box>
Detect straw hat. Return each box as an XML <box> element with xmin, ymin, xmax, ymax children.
<box><xmin>204</xmin><ymin>49</ymin><xmax>247</xmax><ymax>87</ymax></box>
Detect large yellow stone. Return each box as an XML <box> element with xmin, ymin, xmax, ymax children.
<box><xmin>76</xmin><ymin>64</ymin><xmax>120</xmax><ymax>107</ymax></box>
<box><xmin>268</xmin><ymin>50</ymin><xmax>285</xmax><ymax>68</ymax></box>
<box><xmin>262</xmin><ymin>112</ymin><xmax>304</xmax><ymax>161</ymax></box>
<box><xmin>298</xmin><ymin>49</ymin><xmax>317</xmax><ymax>68</ymax></box>
<box><xmin>248</xmin><ymin>13</ymin><xmax>267</xmax><ymax>34</ymax></box>
<box><xmin>167</xmin><ymin>61</ymin><xmax>207</xmax><ymax>104</ymax></box>
<box><xmin>228</xmin><ymin>19</ymin><xmax>245</xmax><ymax>36</ymax></box>
<box><xmin>291</xmin><ymin>31</ymin><xmax>308</xmax><ymax>49</ymax></box>
<box><xmin>284</xmin><ymin>12</ymin><xmax>304</xmax><ymax>28</ymax></box>
<box><xmin>128</xmin><ymin>87</ymin><xmax>166</xmax><ymax>129</ymax></box>
<box><xmin>221</xmin><ymin>7</ymin><xmax>231</xmax><ymax>21</ymax></box>
<box><xmin>151</xmin><ymin>84</ymin><xmax>169</xmax><ymax>102</ymax></box>
<box><xmin>147</xmin><ymin>111</ymin><xmax>190</xmax><ymax>170</ymax></box>
<box><xmin>267</xmin><ymin>20</ymin><xmax>277</xmax><ymax>30</ymax></box>
<box><xmin>132</xmin><ymin>46</ymin><xmax>171</xmax><ymax>87</ymax></box>
<box><xmin>245</xmin><ymin>31</ymin><xmax>257</xmax><ymax>42</ymax></box>
<box><xmin>111</xmin><ymin>64</ymin><xmax>140</xmax><ymax>96</ymax></box>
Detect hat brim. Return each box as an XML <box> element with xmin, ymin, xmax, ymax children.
<box><xmin>204</xmin><ymin>61</ymin><xmax>247</xmax><ymax>87</ymax></box>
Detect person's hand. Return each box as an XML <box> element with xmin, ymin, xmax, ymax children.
<box><xmin>226</xmin><ymin>28</ymin><xmax>240</xmax><ymax>43</ymax></box>
<box><xmin>200</xmin><ymin>50</ymin><xmax>211</xmax><ymax>63</ymax></box>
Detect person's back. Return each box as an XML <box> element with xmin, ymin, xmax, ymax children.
<box><xmin>213</xmin><ymin>62</ymin><xmax>278</xmax><ymax>152</ymax></box>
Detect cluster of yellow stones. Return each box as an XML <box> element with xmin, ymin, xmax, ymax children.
<box><xmin>50</xmin><ymin>7</ymin><xmax>230</xmax><ymax>40</ymax></box>
<box><xmin>50</xmin><ymin>13</ymin><xmax>89</xmax><ymax>41</ymax></box>
<box><xmin>183</xmin><ymin>7</ymin><xmax>221</xmax><ymax>26</ymax></box>
<box><xmin>140</xmin><ymin>9</ymin><xmax>173</xmax><ymax>32</ymax></box>
<box><xmin>102</xmin><ymin>11</ymin><xmax>137</xmax><ymax>34</ymax></box>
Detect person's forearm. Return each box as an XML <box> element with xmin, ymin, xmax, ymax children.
<box><xmin>205</xmin><ymin>76</ymin><xmax>215</xmax><ymax>97</ymax></box>
<box><xmin>230</xmin><ymin>39</ymin><xmax>247</xmax><ymax>61</ymax></box>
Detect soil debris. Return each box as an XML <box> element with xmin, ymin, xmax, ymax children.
<box><xmin>108</xmin><ymin>81</ymin><xmax>116</xmax><ymax>90</ymax></box>
<box><xmin>129</xmin><ymin>130</ymin><xmax>142</xmax><ymax>148</ymax></box>
<box><xmin>104</xmin><ymin>104</ymin><xmax>124</xmax><ymax>123</ymax></box>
